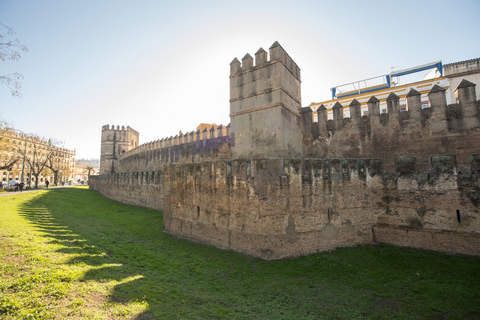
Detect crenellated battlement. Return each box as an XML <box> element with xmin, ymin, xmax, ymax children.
<box><xmin>305</xmin><ymin>80</ymin><xmax>478</xmax><ymax>135</ymax></box>
<box><xmin>230</xmin><ymin>41</ymin><xmax>301</xmax><ymax>81</ymax></box>
<box><xmin>301</xmin><ymin>80</ymin><xmax>480</xmax><ymax>175</ymax></box>
<box><xmin>102</xmin><ymin>124</ymin><xmax>139</xmax><ymax>135</ymax></box>
<box><xmin>230</xmin><ymin>41</ymin><xmax>303</xmax><ymax>159</ymax></box>
<box><xmin>444</xmin><ymin>57</ymin><xmax>480</xmax><ymax>77</ymax></box>
<box><xmin>92</xmin><ymin>43</ymin><xmax>480</xmax><ymax>259</ymax></box>
<box><xmin>100</xmin><ymin>124</ymin><xmax>140</xmax><ymax>174</ymax></box>
<box><xmin>120</xmin><ymin>124</ymin><xmax>230</xmax><ymax>162</ymax></box>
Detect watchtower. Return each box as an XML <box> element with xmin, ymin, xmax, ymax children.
<box><xmin>99</xmin><ymin>125</ymin><xmax>139</xmax><ymax>174</ymax></box>
<box><xmin>229</xmin><ymin>41</ymin><xmax>302</xmax><ymax>159</ymax></box>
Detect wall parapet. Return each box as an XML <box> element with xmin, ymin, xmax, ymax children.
<box><xmin>102</xmin><ymin>124</ymin><xmax>139</xmax><ymax>136</ymax></box>
<box><xmin>120</xmin><ymin>124</ymin><xmax>230</xmax><ymax>161</ymax></box>
<box><xmin>444</xmin><ymin>57</ymin><xmax>480</xmax><ymax>77</ymax></box>
<box><xmin>301</xmin><ymin>81</ymin><xmax>479</xmax><ymax>146</ymax></box>
<box><xmin>230</xmin><ymin>41</ymin><xmax>301</xmax><ymax>81</ymax></box>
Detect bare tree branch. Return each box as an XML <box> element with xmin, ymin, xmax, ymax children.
<box><xmin>0</xmin><ymin>73</ymin><xmax>24</xmax><ymax>97</ymax></box>
<box><xmin>0</xmin><ymin>24</ymin><xmax>28</xmax><ymax>97</ymax></box>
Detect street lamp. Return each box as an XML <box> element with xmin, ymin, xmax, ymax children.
<box><xmin>11</xmin><ymin>129</ymin><xmax>28</xmax><ymax>183</ymax></box>
<box><xmin>26</xmin><ymin>163</ymin><xmax>31</xmax><ymax>187</ymax></box>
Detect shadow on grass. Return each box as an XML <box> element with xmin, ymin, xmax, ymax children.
<box><xmin>17</xmin><ymin>188</ymin><xmax>173</xmax><ymax>319</ymax></box>
<box><xmin>16</xmin><ymin>187</ymin><xmax>480</xmax><ymax>319</ymax></box>
<box><xmin>17</xmin><ymin>187</ymin><xmax>275</xmax><ymax>319</ymax></box>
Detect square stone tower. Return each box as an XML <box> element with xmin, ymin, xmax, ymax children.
<box><xmin>229</xmin><ymin>41</ymin><xmax>302</xmax><ymax>159</ymax></box>
<box><xmin>100</xmin><ymin>125</ymin><xmax>139</xmax><ymax>174</ymax></box>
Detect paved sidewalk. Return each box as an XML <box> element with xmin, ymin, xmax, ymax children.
<box><xmin>0</xmin><ymin>185</ymin><xmax>78</xmax><ymax>196</ymax></box>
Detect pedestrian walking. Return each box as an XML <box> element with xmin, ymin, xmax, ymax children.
<box><xmin>45</xmin><ymin>179</ymin><xmax>50</xmax><ymax>188</ymax></box>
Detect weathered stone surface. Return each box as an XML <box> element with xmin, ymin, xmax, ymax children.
<box><xmin>90</xmin><ymin>43</ymin><xmax>480</xmax><ymax>259</ymax></box>
<box><xmin>229</xmin><ymin>42</ymin><xmax>302</xmax><ymax>159</ymax></box>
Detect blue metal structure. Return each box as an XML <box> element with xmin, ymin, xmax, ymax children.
<box><xmin>331</xmin><ymin>61</ymin><xmax>443</xmax><ymax>100</ymax></box>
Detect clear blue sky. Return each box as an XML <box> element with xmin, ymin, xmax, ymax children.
<box><xmin>1</xmin><ymin>0</ymin><xmax>479</xmax><ymax>159</ymax></box>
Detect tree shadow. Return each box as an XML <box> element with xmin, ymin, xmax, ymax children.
<box><xmin>17</xmin><ymin>188</ymin><xmax>277</xmax><ymax>319</ymax></box>
<box><xmin>16</xmin><ymin>188</ymin><xmax>480</xmax><ymax>319</ymax></box>
<box><xmin>17</xmin><ymin>187</ymin><xmax>175</xmax><ymax>319</ymax></box>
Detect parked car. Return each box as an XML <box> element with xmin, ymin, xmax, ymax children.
<box><xmin>9</xmin><ymin>180</ymin><xmax>20</xmax><ymax>187</ymax></box>
<box><xmin>8</xmin><ymin>180</ymin><xmax>20</xmax><ymax>190</ymax></box>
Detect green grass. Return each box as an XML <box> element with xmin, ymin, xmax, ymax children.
<box><xmin>0</xmin><ymin>186</ymin><xmax>479</xmax><ymax>319</ymax></box>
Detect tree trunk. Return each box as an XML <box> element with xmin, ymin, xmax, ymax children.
<box><xmin>33</xmin><ymin>173</ymin><xmax>39</xmax><ymax>188</ymax></box>
<box><xmin>53</xmin><ymin>170</ymin><xmax>59</xmax><ymax>185</ymax></box>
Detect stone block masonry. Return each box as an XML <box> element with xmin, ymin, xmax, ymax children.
<box><xmin>229</xmin><ymin>41</ymin><xmax>302</xmax><ymax>159</ymax></box>
<box><xmin>90</xmin><ymin>42</ymin><xmax>480</xmax><ymax>259</ymax></box>
<box><xmin>100</xmin><ymin>125</ymin><xmax>139</xmax><ymax>175</ymax></box>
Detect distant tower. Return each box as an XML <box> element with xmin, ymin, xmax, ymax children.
<box><xmin>100</xmin><ymin>125</ymin><xmax>139</xmax><ymax>174</ymax></box>
<box><xmin>229</xmin><ymin>41</ymin><xmax>302</xmax><ymax>159</ymax></box>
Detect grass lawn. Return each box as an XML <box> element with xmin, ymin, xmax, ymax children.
<box><xmin>0</xmin><ymin>186</ymin><xmax>479</xmax><ymax>319</ymax></box>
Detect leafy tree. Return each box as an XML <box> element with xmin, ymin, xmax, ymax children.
<box><xmin>0</xmin><ymin>23</ymin><xmax>28</xmax><ymax>97</ymax></box>
<box><xmin>86</xmin><ymin>166</ymin><xmax>94</xmax><ymax>179</ymax></box>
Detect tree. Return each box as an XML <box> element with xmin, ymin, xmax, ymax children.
<box><xmin>0</xmin><ymin>119</ymin><xmax>20</xmax><ymax>170</ymax></box>
<box><xmin>17</xmin><ymin>135</ymin><xmax>53</xmax><ymax>188</ymax></box>
<box><xmin>46</xmin><ymin>155</ymin><xmax>61</xmax><ymax>185</ymax></box>
<box><xmin>59</xmin><ymin>162</ymin><xmax>72</xmax><ymax>185</ymax></box>
<box><xmin>1</xmin><ymin>121</ymin><xmax>75</xmax><ymax>187</ymax></box>
<box><xmin>0</xmin><ymin>23</ymin><xmax>28</xmax><ymax>97</ymax></box>
<box><xmin>45</xmin><ymin>145</ymin><xmax>72</xmax><ymax>185</ymax></box>
<box><xmin>86</xmin><ymin>166</ymin><xmax>94</xmax><ymax>179</ymax></box>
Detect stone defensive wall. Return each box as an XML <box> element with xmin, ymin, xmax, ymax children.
<box><xmin>301</xmin><ymin>80</ymin><xmax>480</xmax><ymax>171</ymax></box>
<box><xmin>91</xmin><ymin>128</ymin><xmax>232</xmax><ymax>210</ymax></box>
<box><xmin>444</xmin><ymin>57</ymin><xmax>480</xmax><ymax>78</ymax></box>
<box><xmin>163</xmin><ymin>155</ymin><xmax>480</xmax><ymax>259</ymax></box>
<box><xmin>100</xmin><ymin>125</ymin><xmax>140</xmax><ymax>175</ymax></box>
<box><xmin>118</xmin><ymin>128</ymin><xmax>231</xmax><ymax>173</ymax></box>
<box><xmin>90</xmin><ymin>42</ymin><xmax>480</xmax><ymax>259</ymax></box>
<box><xmin>120</xmin><ymin>124</ymin><xmax>230</xmax><ymax>163</ymax></box>
<box><xmin>91</xmin><ymin>87</ymin><xmax>480</xmax><ymax>259</ymax></box>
